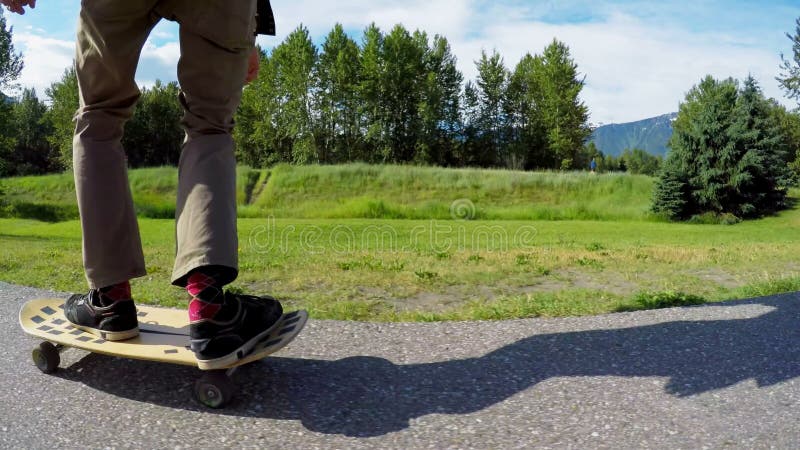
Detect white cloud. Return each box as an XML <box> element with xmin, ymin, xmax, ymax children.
<box><xmin>12</xmin><ymin>32</ymin><xmax>74</xmax><ymax>98</ymax></box>
<box><xmin>455</xmin><ymin>12</ymin><xmax>788</xmax><ymax>123</ymax></box>
<box><xmin>140</xmin><ymin>39</ymin><xmax>180</xmax><ymax>68</ymax></box>
<box><xmin>151</xmin><ymin>29</ymin><xmax>176</xmax><ymax>40</ymax></box>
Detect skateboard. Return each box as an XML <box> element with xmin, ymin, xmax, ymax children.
<box><xmin>19</xmin><ymin>298</ymin><xmax>307</xmax><ymax>408</ymax></box>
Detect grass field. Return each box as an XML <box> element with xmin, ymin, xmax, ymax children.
<box><xmin>2</xmin><ymin>201</ymin><xmax>800</xmax><ymax>320</ymax></box>
<box><xmin>3</xmin><ymin>164</ymin><xmax>800</xmax><ymax>321</ymax></box>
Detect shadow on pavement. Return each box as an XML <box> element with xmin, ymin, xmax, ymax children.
<box><xmin>53</xmin><ymin>294</ymin><xmax>800</xmax><ymax>437</ymax></box>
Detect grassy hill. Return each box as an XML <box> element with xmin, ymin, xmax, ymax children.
<box><xmin>0</xmin><ymin>164</ymin><xmax>657</xmax><ymax>222</ymax></box>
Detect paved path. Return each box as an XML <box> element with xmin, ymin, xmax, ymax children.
<box><xmin>2</xmin><ymin>282</ymin><xmax>799</xmax><ymax>449</ymax></box>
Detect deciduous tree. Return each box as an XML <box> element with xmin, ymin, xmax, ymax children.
<box><xmin>44</xmin><ymin>66</ymin><xmax>79</xmax><ymax>168</ymax></box>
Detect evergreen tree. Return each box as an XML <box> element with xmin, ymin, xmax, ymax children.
<box><xmin>770</xmin><ymin>102</ymin><xmax>800</xmax><ymax>177</ymax></box>
<box><xmin>726</xmin><ymin>76</ymin><xmax>792</xmax><ymax>215</ymax></box>
<box><xmin>652</xmin><ymin>156</ymin><xmax>690</xmax><ymax>219</ymax></box>
<box><xmin>672</xmin><ymin>76</ymin><xmax>738</xmax><ymax>215</ymax></box>
<box><xmin>778</xmin><ymin>17</ymin><xmax>800</xmax><ymax>104</ymax></box>
<box><xmin>653</xmin><ymin>75</ymin><xmax>791</xmax><ymax>220</ymax></box>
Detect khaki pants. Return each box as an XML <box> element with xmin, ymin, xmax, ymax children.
<box><xmin>73</xmin><ymin>0</ymin><xmax>256</xmax><ymax>289</ymax></box>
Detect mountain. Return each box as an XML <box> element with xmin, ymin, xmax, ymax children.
<box><xmin>590</xmin><ymin>113</ymin><xmax>677</xmax><ymax>157</ymax></box>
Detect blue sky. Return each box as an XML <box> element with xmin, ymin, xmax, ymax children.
<box><xmin>4</xmin><ymin>0</ymin><xmax>799</xmax><ymax>123</ymax></box>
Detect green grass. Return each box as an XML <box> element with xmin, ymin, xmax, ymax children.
<box><xmin>1</xmin><ymin>163</ymin><xmax>656</xmax><ymax>221</ymax></box>
<box><xmin>249</xmin><ymin>163</ymin><xmax>657</xmax><ymax>220</ymax></box>
<box><xmin>3</xmin><ymin>163</ymin><xmax>800</xmax><ymax>321</ymax></box>
<box><xmin>3</xmin><ymin>210</ymin><xmax>800</xmax><ymax>321</ymax></box>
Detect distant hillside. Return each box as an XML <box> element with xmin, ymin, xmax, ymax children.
<box><xmin>590</xmin><ymin>113</ymin><xmax>677</xmax><ymax>157</ymax></box>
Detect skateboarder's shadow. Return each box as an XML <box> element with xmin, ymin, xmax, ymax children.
<box><xmin>58</xmin><ymin>294</ymin><xmax>800</xmax><ymax>438</ymax></box>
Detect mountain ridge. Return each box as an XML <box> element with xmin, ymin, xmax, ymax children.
<box><xmin>590</xmin><ymin>112</ymin><xmax>677</xmax><ymax>157</ymax></box>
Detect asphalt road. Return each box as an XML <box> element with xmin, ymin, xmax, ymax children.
<box><xmin>2</xmin><ymin>281</ymin><xmax>799</xmax><ymax>449</ymax></box>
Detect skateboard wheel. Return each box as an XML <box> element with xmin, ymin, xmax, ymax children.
<box><xmin>194</xmin><ymin>371</ymin><xmax>234</xmax><ymax>408</ymax></box>
<box><xmin>32</xmin><ymin>342</ymin><xmax>60</xmax><ymax>374</ymax></box>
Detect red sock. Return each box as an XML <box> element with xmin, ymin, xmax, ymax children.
<box><xmin>99</xmin><ymin>281</ymin><xmax>131</xmax><ymax>306</ymax></box>
<box><xmin>187</xmin><ymin>272</ymin><xmax>223</xmax><ymax>321</ymax></box>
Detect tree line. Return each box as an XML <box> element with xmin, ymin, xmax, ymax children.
<box><xmin>1</xmin><ymin>16</ymin><xmax>665</xmax><ymax>177</ymax></box>
<box><xmin>234</xmin><ymin>23</ymin><xmax>594</xmax><ymax>170</ymax></box>
<box><xmin>1</xmin><ymin>19</ymin><xmax>599</xmax><ymax>175</ymax></box>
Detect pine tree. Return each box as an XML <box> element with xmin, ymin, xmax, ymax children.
<box><xmin>769</xmin><ymin>101</ymin><xmax>800</xmax><ymax>178</ymax></box>
<box><xmin>778</xmin><ymin>17</ymin><xmax>800</xmax><ymax>104</ymax></box>
<box><xmin>653</xmin><ymin>75</ymin><xmax>791</xmax><ymax>220</ymax></box>
<box><xmin>727</xmin><ymin>76</ymin><xmax>792</xmax><ymax>215</ymax></box>
<box><xmin>652</xmin><ymin>157</ymin><xmax>690</xmax><ymax>219</ymax></box>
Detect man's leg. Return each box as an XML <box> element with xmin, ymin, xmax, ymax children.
<box><xmin>65</xmin><ymin>1</ymin><xmax>159</xmax><ymax>340</ymax></box>
<box><xmin>169</xmin><ymin>0</ymin><xmax>257</xmax><ymax>287</ymax></box>
<box><xmin>165</xmin><ymin>1</ymin><xmax>283</xmax><ymax>370</ymax></box>
<box><xmin>73</xmin><ymin>1</ymin><xmax>159</xmax><ymax>289</ymax></box>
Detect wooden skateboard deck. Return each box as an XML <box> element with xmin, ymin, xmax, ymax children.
<box><xmin>19</xmin><ymin>298</ymin><xmax>307</xmax><ymax>407</ymax></box>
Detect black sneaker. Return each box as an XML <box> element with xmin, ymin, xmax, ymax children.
<box><xmin>64</xmin><ymin>290</ymin><xmax>139</xmax><ymax>341</ymax></box>
<box><xmin>190</xmin><ymin>292</ymin><xmax>283</xmax><ymax>370</ymax></box>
